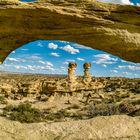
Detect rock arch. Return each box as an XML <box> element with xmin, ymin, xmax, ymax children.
<box><xmin>0</xmin><ymin>0</ymin><xmax>140</xmax><ymax>63</ymax></box>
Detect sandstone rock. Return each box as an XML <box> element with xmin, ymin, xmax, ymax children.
<box><xmin>83</xmin><ymin>62</ymin><xmax>92</xmax><ymax>84</ymax></box>
<box><xmin>0</xmin><ymin>115</ymin><xmax>139</xmax><ymax>140</ymax></box>
<box><xmin>0</xmin><ymin>0</ymin><xmax>140</xmax><ymax>63</ymax></box>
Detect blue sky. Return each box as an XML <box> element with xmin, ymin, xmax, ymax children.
<box><xmin>21</xmin><ymin>0</ymin><xmax>140</xmax><ymax>5</ymax></box>
<box><xmin>0</xmin><ymin>40</ymin><xmax>140</xmax><ymax>78</ymax></box>
<box><xmin>97</xmin><ymin>0</ymin><xmax>140</xmax><ymax>5</ymax></box>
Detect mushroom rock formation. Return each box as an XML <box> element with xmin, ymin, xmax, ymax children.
<box><xmin>83</xmin><ymin>62</ymin><xmax>92</xmax><ymax>84</ymax></box>
<box><xmin>68</xmin><ymin>62</ymin><xmax>77</xmax><ymax>91</ymax></box>
<box><xmin>0</xmin><ymin>0</ymin><xmax>140</xmax><ymax>63</ymax></box>
<box><xmin>68</xmin><ymin>62</ymin><xmax>77</xmax><ymax>82</ymax></box>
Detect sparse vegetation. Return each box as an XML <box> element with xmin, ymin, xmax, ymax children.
<box><xmin>0</xmin><ymin>96</ymin><xmax>8</xmax><ymax>104</ymax></box>
<box><xmin>87</xmin><ymin>102</ymin><xmax>137</xmax><ymax>118</ymax></box>
<box><xmin>0</xmin><ymin>74</ymin><xmax>140</xmax><ymax>124</ymax></box>
<box><xmin>2</xmin><ymin>103</ymin><xmax>44</xmax><ymax>123</ymax></box>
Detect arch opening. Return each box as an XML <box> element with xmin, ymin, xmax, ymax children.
<box><xmin>1</xmin><ymin>40</ymin><xmax>140</xmax><ymax>78</ymax></box>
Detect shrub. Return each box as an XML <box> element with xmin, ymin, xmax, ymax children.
<box><xmin>87</xmin><ymin>102</ymin><xmax>137</xmax><ymax>118</ymax></box>
<box><xmin>3</xmin><ymin>103</ymin><xmax>44</xmax><ymax>123</ymax></box>
<box><xmin>0</xmin><ymin>96</ymin><xmax>8</xmax><ymax>104</ymax></box>
<box><xmin>118</xmin><ymin>102</ymin><xmax>136</xmax><ymax>114</ymax></box>
<box><xmin>87</xmin><ymin>103</ymin><xmax>120</xmax><ymax>118</ymax></box>
<box><xmin>128</xmin><ymin>109</ymin><xmax>140</xmax><ymax>117</ymax></box>
<box><xmin>67</xmin><ymin>104</ymin><xmax>80</xmax><ymax>110</ymax></box>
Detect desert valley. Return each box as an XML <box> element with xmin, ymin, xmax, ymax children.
<box><xmin>0</xmin><ymin>63</ymin><xmax>140</xmax><ymax>139</ymax></box>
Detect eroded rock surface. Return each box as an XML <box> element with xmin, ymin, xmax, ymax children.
<box><xmin>0</xmin><ymin>0</ymin><xmax>140</xmax><ymax>63</ymax></box>
<box><xmin>0</xmin><ymin>115</ymin><xmax>140</xmax><ymax>140</ymax></box>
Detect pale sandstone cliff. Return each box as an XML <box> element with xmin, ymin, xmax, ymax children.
<box><xmin>0</xmin><ymin>0</ymin><xmax>140</xmax><ymax>63</ymax></box>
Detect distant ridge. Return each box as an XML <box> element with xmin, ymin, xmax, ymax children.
<box><xmin>0</xmin><ymin>70</ymin><xmax>67</xmax><ymax>77</ymax></box>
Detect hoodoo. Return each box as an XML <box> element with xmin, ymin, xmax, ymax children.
<box><xmin>83</xmin><ymin>63</ymin><xmax>92</xmax><ymax>84</ymax></box>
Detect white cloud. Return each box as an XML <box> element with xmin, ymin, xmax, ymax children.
<box><xmin>50</xmin><ymin>52</ymin><xmax>60</xmax><ymax>57</ymax></box>
<box><xmin>63</xmin><ymin>59</ymin><xmax>75</xmax><ymax>65</ymax></box>
<box><xmin>6</xmin><ymin>57</ymin><xmax>26</xmax><ymax>63</ymax></box>
<box><xmin>46</xmin><ymin>61</ymin><xmax>53</xmax><ymax>67</ymax></box>
<box><xmin>118</xmin><ymin>65</ymin><xmax>140</xmax><ymax>71</ymax></box>
<box><xmin>110</xmin><ymin>70</ymin><xmax>118</xmax><ymax>73</ymax></box>
<box><xmin>21</xmin><ymin>48</ymin><xmax>29</xmax><ymax>51</ymax></box>
<box><xmin>60</xmin><ymin>66</ymin><xmax>66</xmax><ymax>71</ymax></box>
<box><xmin>59</xmin><ymin>41</ymin><xmax>70</xmax><ymax>44</ymax></box>
<box><xmin>63</xmin><ymin>62</ymin><xmax>69</xmax><ymax>65</ymax></box>
<box><xmin>11</xmin><ymin>51</ymin><xmax>15</xmax><ymax>54</ymax></box>
<box><xmin>93</xmin><ymin>54</ymin><xmax>118</xmax><ymax>65</ymax></box>
<box><xmin>122</xmin><ymin>72</ymin><xmax>132</xmax><ymax>75</ymax></box>
<box><xmin>37</xmin><ymin>42</ymin><xmax>43</xmax><ymax>47</ymax></box>
<box><xmin>38</xmin><ymin>60</ymin><xmax>45</xmax><ymax>65</ymax></box>
<box><xmin>48</xmin><ymin>43</ymin><xmax>58</xmax><ymax>50</ymax></box>
<box><xmin>61</xmin><ymin>45</ymin><xmax>79</xmax><ymax>54</ymax></box>
<box><xmin>73</xmin><ymin>44</ymin><xmax>93</xmax><ymax>50</ymax></box>
<box><xmin>77</xmin><ymin>57</ymin><xmax>85</xmax><ymax>61</ymax></box>
<box><xmin>29</xmin><ymin>55</ymin><xmax>42</xmax><ymax>61</ymax></box>
<box><xmin>38</xmin><ymin>60</ymin><xmax>53</xmax><ymax>67</ymax></box>
<box><xmin>45</xmin><ymin>65</ymin><xmax>55</xmax><ymax>71</ymax></box>
<box><xmin>12</xmin><ymin>65</ymin><xmax>28</xmax><ymax>70</ymax></box>
<box><xmin>97</xmin><ymin>0</ymin><xmax>132</xmax><ymax>5</ymax></box>
<box><xmin>7</xmin><ymin>58</ymin><xmax>19</xmax><ymax>62</ymax></box>
<box><xmin>102</xmin><ymin>64</ymin><xmax>107</xmax><ymax>67</ymax></box>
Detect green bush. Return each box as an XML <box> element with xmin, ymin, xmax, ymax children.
<box><xmin>87</xmin><ymin>102</ymin><xmax>137</xmax><ymax>118</ymax></box>
<box><xmin>0</xmin><ymin>96</ymin><xmax>8</xmax><ymax>104</ymax></box>
<box><xmin>3</xmin><ymin>103</ymin><xmax>44</xmax><ymax>123</ymax></box>
<box><xmin>128</xmin><ymin>109</ymin><xmax>140</xmax><ymax>117</ymax></box>
<box><xmin>87</xmin><ymin>103</ymin><xmax>120</xmax><ymax>118</ymax></box>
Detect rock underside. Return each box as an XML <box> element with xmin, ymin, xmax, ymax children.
<box><xmin>0</xmin><ymin>0</ymin><xmax>140</xmax><ymax>63</ymax></box>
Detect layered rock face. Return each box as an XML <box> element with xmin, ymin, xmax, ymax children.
<box><xmin>0</xmin><ymin>0</ymin><xmax>140</xmax><ymax>63</ymax></box>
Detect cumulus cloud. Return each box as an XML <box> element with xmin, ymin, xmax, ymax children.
<box><xmin>21</xmin><ymin>49</ymin><xmax>29</xmax><ymax>51</ymax></box>
<box><xmin>48</xmin><ymin>43</ymin><xmax>58</xmax><ymax>50</ymax></box>
<box><xmin>118</xmin><ymin>65</ymin><xmax>140</xmax><ymax>71</ymax></box>
<box><xmin>97</xmin><ymin>0</ymin><xmax>132</xmax><ymax>5</ymax></box>
<box><xmin>122</xmin><ymin>71</ymin><xmax>133</xmax><ymax>75</ymax></box>
<box><xmin>2</xmin><ymin>63</ymin><xmax>55</xmax><ymax>73</ymax></box>
<box><xmin>38</xmin><ymin>60</ymin><xmax>45</xmax><ymax>65</ymax></box>
<box><xmin>46</xmin><ymin>61</ymin><xmax>53</xmax><ymax>67</ymax></box>
<box><xmin>61</xmin><ymin>45</ymin><xmax>79</xmax><ymax>54</ymax></box>
<box><xmin>50</xmin><ymin>52</ymin><xmax>60</xmax><ymax>57</ymax></box>
<box><xmin>11</xmin><ymin>51</ymin><xmax>15</xmax><ymax>54</ymax></box>
<box><xmin>77</xmin><ymin>57</ymin><xmax>85</xmax><ymax>61</ymax></box>
<box><xmin>110</xmin><ymin>70</ymin><xmax>118</xmax><ymax>73</ymax></box>
<box><xmin>14</xmin><ymin>65</ymin><xmax>28</xmax><ymax>70</ymax></box>
<box><xmin>7</xmin><ymin>57</ymin><xmax>26</xmax><ymax>63</ymax></box>
<box><xmin>63</xmin><ymin>59</ymin><xmax>75</xmax><ymax>65</ymax></box>
<box><xmin>7</xmin><ymin>58</ymin><xmax>19</xmax><ymax>62</ymax></box>
<box><xmin>38</xmin><ymin>60</ymin><xmax>53</xmax><ymax>67</ymax></box>
<box><xmin>73</xmin><ymin>44</ymin><xmax>93</xmax><ymax>50</ymax></box>
<box><xmin>37</xmin><ymin>42</ymin><xmax>43</xmax><ymax>47</ymax></box>
<box><xmin>60</xmin><ymin>66</ymin><xmax>66</xmax><ymax>71</ymax></box>
<box><xmin>29</xmin><ymin>55</ymin><xmax>42</xmax><ymax>61</ymax></box>
<box><xmin>93</xmin><ymin>54</ymin><xmax>118</xmax><ymax>65</ymax></box>
<box><xmin>102</xmin><ymin>64</ymin><xmax>107</xmax><ymax>67</ymax></box>
<box><xmin>43</xmin><ymin>65</ymin><xmax>55</xmax><ymax>71</ymax></box>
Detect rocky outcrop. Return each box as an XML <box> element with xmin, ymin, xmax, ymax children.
<box><xmin>0</xmin><ymin>115</ymin><xmax>139</xmax><ymax>140</ymax></box>
<box><xmin>0</xmin><ymin>0</ymin><xmax>140</xmax><ymax>63</ymax></box>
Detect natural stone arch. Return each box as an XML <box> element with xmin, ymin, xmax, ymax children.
<box><xmin>0</xmin><ymin>0</ymin><xmax>140</xmax><ymax>63</ymax></box>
